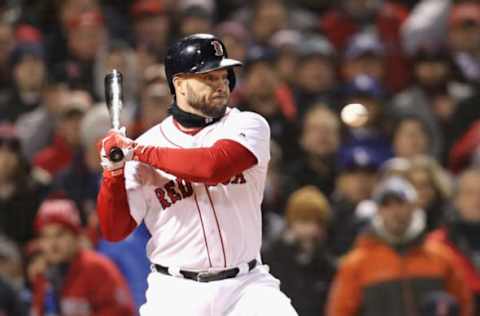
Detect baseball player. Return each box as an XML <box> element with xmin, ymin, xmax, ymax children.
<box><xmin>96</xmin><ymin>33</ymin><xmax>298</xmax><ymax>316</ymax></box>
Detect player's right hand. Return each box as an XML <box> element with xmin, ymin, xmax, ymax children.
<box><xmin>98</xmin><ymin>128</ymin><xmax>134</xmax><ymax>177</ymax></box>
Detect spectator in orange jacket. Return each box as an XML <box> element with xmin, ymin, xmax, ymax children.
<box><xmin>30</xmin><ymin>198</ymin><xmax>135</xmax><ymax>316</ymax></box>
<box><xmin>326</xmin><ymin>176</ymin><xmax>472</xmax><ymax>316</ymax></box>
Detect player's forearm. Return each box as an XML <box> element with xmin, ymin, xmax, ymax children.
<box><xmin>134</xmin><ymin>139</ymin><xmax>256</xmax><ymax>183</ymax></box>
<box><xmin>97</xmin><ymin>174</ymin><xmax>137</xmax><ymax>241</ymax></box>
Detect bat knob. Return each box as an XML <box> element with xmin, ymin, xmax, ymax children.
<box><xmin>109</xmin><ymin>147</ymin><xmax>124</xmax><ymax>162</ymax></box>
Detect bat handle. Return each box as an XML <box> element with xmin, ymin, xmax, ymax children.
<box><xmin>109</xmin><ymin>147</ymin><xmax>124</xmax><ymax>162</ymax></box>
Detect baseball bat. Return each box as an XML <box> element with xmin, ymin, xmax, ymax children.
<box><xmin>104</xmin><ymin>69</ymin><xmax>125</xmax><ymax>162</ymax></box>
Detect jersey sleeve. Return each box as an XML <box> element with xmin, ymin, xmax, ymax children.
<box><xmin>222</xmin><ymin>111</ymin><xmax>271</xmax><ymax>167</ymax></box>
<box><xmin>124</xmin><ymin>160</ymin><xmax>149</xmax><ymax>224</ymax></box>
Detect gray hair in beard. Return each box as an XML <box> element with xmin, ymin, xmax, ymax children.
<box><xmin>186</xmin><ymin>82</ymin><xmax>227</xmax><ymax>118</ymax></box>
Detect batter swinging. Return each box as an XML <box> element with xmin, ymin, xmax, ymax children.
<box><xmin>96</xmin><ymin>33</ymin><xmax>298</xmax><ymax>316</ymax></box>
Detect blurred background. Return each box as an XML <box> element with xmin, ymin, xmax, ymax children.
<box><xmin>2</xmin><ymin>0</ymin><xmax>480</xmax><ymax>315</ymax></box>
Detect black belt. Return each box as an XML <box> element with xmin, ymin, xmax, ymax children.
<box><xmin>154</xmin><ymin>259</ymin><xmax>257</xmax><ymax>282</ymax></box>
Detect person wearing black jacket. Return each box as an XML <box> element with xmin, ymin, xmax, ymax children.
<box><xmin>263</xmin><ymin>186</ymin><xmax>336</xmax><ymax>316</ymax></box>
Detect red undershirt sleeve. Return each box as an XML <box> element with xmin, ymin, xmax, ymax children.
<box><xmin>134</xmin><ymin>139</ymin><xmax>257</xmax><ymax>184</ymax></box>
<box><xmin>97</xmin><ymin>174</ymin><xmax>138</xmax><ymax>242</ymax></box>
<box><xmin>96</xmin><ymin>139</ymin><xmax>257</xmax><ymax>242</ymax></box>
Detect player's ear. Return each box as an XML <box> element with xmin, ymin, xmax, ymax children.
<box><xmin>173</xmin><ymin>75</ymin><xmax>187</xmax><ymax>96</ymax></box>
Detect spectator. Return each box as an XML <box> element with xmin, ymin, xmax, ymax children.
<box><xmin>341</xmin><ymin>31</ymin><xmax>386</xmax><ymax>89</ymax></box>
<box><xmin>427</xmin><ymin>167</ymin><xmax>480</xmax><ymax>311</ymax></box>
<box><xmin>405</xmin><ymin>156</ymin><xmax>453</xmax><ymax>231</ymax></box>
<box><xmin>54</xmin><ymin>10</ymin><xmax>106</xmax><ymax>99</ymax></box>
<box><xmin>284</xmin><ymin>104</ymin><xmax>340</xmax><ymax>198</ymax></box>
<box><xmin>392</xmin><ymin>115</ymin><xmax>433</xmax><ymax>160</ymax></box>
<box><xmin>339</xmin><ymin>75</ymin><xmax>393</xmax><ymax>167</ymax></box>
<box><xmin>249</xmin><ymin>0</ymin><xmax>288</xmax><ymax>46</ymax></box>
<box><xmin>176</xmin><ymin>4</ymin><xmax>214</xmax><ymax>37</ymax></box>
<box><xmin>128</xmin><ymin>64</ymin><xmax>171</xmax><ymax>139</ymax></box>
<box><xmin>0</xmin><ymin>28</ymin><xmax>46</xmax><ymax>123</ymax></box>
<box><xmin>0</xmin><ymin>123</ymin><xmax>49</xmax><ymax>245</ymax></box>
<box><xmin>269</xmin><ymin>29</ymin><xmax>302</xmax><ymax>86</ymax></box>
<box><xmin>327</xmin><ymin>176</ymin><xmax>473</xmax><ymax>316</ymax></box>
<box><xmin>448</xmin><ymin>2</ymin><xmax>480</xmax><ymax>86</ymax></box>
<box><xmin>41</xmin><ymin>0</ymin><xmax>100</xmax><ymax>68</ymax></box>
<box><xmin>391</xmin><ymin>48</ymin><xmax>463</xmax><ymax>162</ymax></box>
<box><xmin>321</xmin><ymin>0</ymin><xmax>410</xmax><ymax>91</ymax></box>
<box><xmin>0</xmin><ymin>21</ymin><xmax>15</xmax><ymax>101</ymax></box>
<box><xmin>329</xmin><ymin>146</ymin><xmax>382</xmax><ymax>256</ymax></box>
<box><xmin>401</xmin><ymin>0</ymin><xmax>451</xmax><ymax>56</ymax></box>
<box><xmin>94</xmin><ymin>40</ymin><xmax>139</xmax><ymax>108</ymax></box>
<box><xmin>52</xmin><ymin>105</ymin><xmax>113</xmax><ymax>224</ymax></box>
<box><xmin>263</xmin><ymin>186</ymin><xmax>336</xmax><ymax>316</ymax></box>
<box><xmin>33</xmin><ymin>94</ymin><xmax>90</xmax><ymax>178</ymax></box>
<box><xmin>293</xmin><ymin>34</ymin><xmax>338</xmax><ymax>115</ymax></box>
<box><xmin>131</xmin><ymin>0</ymin><xmax>171</xmax><ymax>60</ymax></box>
<box><xmin>215</xmin><ymin>21</ymin><xmax>249</xmax><ymax>64</ymax></box>
<box><xmin>236</xmin><ymin>46</ymin><xmax>298</xmax><ymax>161</ymax></box>
<box><xmin>15</xmin><ymin>73</ymin><xmax>70</xmax><ymax>161</ymax></box>
<box><xmin>31</xmin><ymin>198</ymin><xmax>135</xmax><ymax>316</ymax></box>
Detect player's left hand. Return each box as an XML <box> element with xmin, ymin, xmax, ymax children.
<box><xmin>99</xmin><ymin>128</ymin><xmax>135</xmax><ymax>176</ymax></box>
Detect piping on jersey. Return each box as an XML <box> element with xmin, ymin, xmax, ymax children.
<box><xmin>193</xmin><ymin>192</ymin><xmax>213</xmax><ymax>268</ymax></box>
<box><xmin>159</xmin><ymin>121</ymin><xmax>216</xmax><ymax>267</ymax></box>
<box><xmin>204</xmin><ymin>185</ymin><xmax>227</xmax><ymax>268</ymax></box>
<box><xmin>160</xmin><ymin>124</ymin><xmax>181</xmax><ymax>148</ymax></box>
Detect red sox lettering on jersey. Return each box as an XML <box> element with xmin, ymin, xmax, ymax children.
<box><xmin>124</xmin><ymin>107</ymin><xmax>270</xmax><ymax>270</ymax></box>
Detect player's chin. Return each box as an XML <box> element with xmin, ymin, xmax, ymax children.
<box><xmin>204</xmin><ymin>102</ymin><xmax>227</xmax><ymax>118</ymax></box>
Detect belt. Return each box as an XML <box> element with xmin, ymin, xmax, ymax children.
<box><xmin>154</xmin><ymin>259</ymin><xmax>257</xmax><ymax>282</ymax></box>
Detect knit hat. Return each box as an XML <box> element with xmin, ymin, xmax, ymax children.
<box><xmin>34</xmin><ymin>199</ymin><xmax>81</xmax><ymax>235</ymax></box>
<box><xmin>285</xmin><ymin>186</ymin><xmax>331</xmax><ymax>227</ymax></box>
<box><xmin>373</xmin><ymin>176</ymin><xmax>417</xmax><ymax>205</ymax></box>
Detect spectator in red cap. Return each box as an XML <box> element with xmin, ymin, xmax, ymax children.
<box><xmin>31</xmin><ymin>198</ymin><xmax>135</xmax><ymax>316</ymax></box>
<box><xmin>54</xmin><ymin>9</ymin><xmax>106</xmax><ymax>99</ymax></box>
<box><xmin>42</xmin><ymin>0</ymin><xmax>100</xmax><ymax>68</ymax></box>
<box><xmin>131</xmin><ymin>0</ymin><xmax>171</xmax><ymax>60</ymax></box>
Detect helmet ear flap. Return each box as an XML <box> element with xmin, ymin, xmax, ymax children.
<box><xmin>227</xmin><ymin>68</ymin><xmax>236</xmax><ymax>91</ymax></box>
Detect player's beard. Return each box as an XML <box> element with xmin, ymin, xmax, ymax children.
<box><xmin>186</xmin><ymin>83</ymin><xmax>228</xmax><ymax>118</ymax></box>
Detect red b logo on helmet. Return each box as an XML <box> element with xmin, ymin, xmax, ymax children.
<box><xmin>211</xmin><ymin>40</ymin><xmax>224</xmax><ymax>56</ymax></box>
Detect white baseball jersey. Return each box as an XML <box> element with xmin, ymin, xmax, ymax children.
<box><xmin>123</xmin><ymin>107</ymin><xmax>270</xmax><ymax>270</ymax></box>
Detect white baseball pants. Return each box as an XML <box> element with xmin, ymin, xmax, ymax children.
<box><xmin>139</xmin><ymin>264</ymin><xmax>298</xmax><ymax>316</ymax></box>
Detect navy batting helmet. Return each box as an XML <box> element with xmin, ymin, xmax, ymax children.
<box><xmin>165</xmin><ymin>33</ymin><xmax>242</xmax><ymax>95</ymax></box>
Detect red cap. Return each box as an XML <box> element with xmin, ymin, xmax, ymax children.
<box><xmin>449</xmin><ymin>3</ymin><xmax>480</xmax><ymax>27</ymax></box>
<box><xmin>131</xmin><ymin>0</ymin><xmax>165</xmax><ymax>18</ymax></box>
<box><xmin>35</xmin><ymin>199</ymin><xmax>82</xmax><ymax>234</ymax></box>
<box><xmin>15</xmin><ymin>24</ymin><xmax>43</xmax><ymax>43</ymax></box>
<box><xmin>67</xmin><ymin>10</ymin><xmax>104</xmax><ymax>30</ymax></box>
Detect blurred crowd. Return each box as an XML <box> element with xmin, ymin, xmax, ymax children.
<box><xmin>2</xmin><ymin>0</ymin><xmax>480</xmax><ymax>315</ymax></box>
